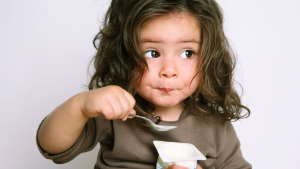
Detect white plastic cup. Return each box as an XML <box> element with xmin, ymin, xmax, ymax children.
<box><xmin>153</xmin><ymin>141</ymin><xmax>206</xmax><ymax>169</ymax></box>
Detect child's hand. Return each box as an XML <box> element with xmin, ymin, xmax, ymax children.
<box><xmin>79</xmin><ymin>85</ymin><xmax>136</xmax><ymax>121</ymax></box>
<box><xmin>163</xmin><ymin>164</ymin><xmax>202</xmax><ymax>169</ymax></box>
<box><xmin>38</xmin><ymin>85</ymin><xmax>135</xmax><ymax>154</ymax></box>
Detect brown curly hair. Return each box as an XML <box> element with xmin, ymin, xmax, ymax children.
<box><xmin>89</xmin><ymin>0</ymin><xmax>250</xmax><ymax>123</ymax></box>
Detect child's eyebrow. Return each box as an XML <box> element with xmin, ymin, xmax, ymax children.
<box><xmin>179</xmin><ymin>40</ymin><xmax>200</xmax><ymax>43</ymax></box>
<box><xmin>140</xmin><ymin>39</ymin><xmax>199</xmax><ymax>43</ymax></box>
<box><xmin>140</xmin><ymin>40</ymin><xmax>160</xmax><ymax>43</ymax></box>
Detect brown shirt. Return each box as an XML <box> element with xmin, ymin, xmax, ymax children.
<box><xmin>36</xmin><ymin>103</ymin><xmax>251</xmax><ymax>169</ymax></box>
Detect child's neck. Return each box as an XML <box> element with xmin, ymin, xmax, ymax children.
<box><xmin>153</xmin><ymin>102</ymin><xmax>185</xmax><ymax>121</ymax></box>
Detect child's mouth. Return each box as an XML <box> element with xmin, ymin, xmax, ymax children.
<box><xmin>158</xmin><ymin>87</ymin><xmax>176</xmax><ymax>94</ymax></box>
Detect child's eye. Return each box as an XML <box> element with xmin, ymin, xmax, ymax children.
<box><xmin>144</xmin><ymin>50</ymin><xmax>160</xmax><ymax>58</ymax></box>
<box><xmin>180</xmin><ymin>50</ymin><xmax>194</xmax><ymax>58</ymax></box>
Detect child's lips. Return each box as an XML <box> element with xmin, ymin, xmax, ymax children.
<box><xmin>158</xmin><ymin>87</ymin><xmax>176</xmax><ymax>93</ymax></box>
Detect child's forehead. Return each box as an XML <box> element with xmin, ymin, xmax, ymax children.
<box><xmin>143</xmin><ymin>12</ymin><xmax>199</xmax><ymax>27</ymax></box>
<box><xmin>140</xmin><ymin>12</ymin><xmax>200</xmax><ymax>43</ymax></box>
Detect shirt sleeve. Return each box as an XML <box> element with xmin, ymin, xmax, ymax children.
<box><xmin>36</xmin><ymin>115</ymin><xmax>112</xmax><ymax>164</ymax></box>
<box><xmin>215</xmin><ymin>121</ymin><xmax>252</xmax><ymax>169</ymax></box>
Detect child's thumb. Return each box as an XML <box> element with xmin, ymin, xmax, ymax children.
<box><xmin>130</xmin><ymin>109</ymin><xmax>136</xmax><ymax>115</ymax></box>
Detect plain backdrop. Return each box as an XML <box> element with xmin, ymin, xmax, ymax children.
<box><xmin>1</xmin><ymin>0</ymin><xmax>299</xmax><ymax>168</ymax></box>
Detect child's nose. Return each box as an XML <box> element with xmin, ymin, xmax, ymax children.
<box><xmin>161</xmin><ymin>71</ymin><xmax>177</xmax><ymax>78</ymax></box>
<box><xmin>159</xmin><ymin>59</ymin><xmax>178</xmax><ymax>78</ymax></box>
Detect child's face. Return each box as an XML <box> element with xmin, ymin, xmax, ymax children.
<box><xmin>137</xmin><ymin>12</ymin><xmax>200</xmax><ymax>111</ymax></box>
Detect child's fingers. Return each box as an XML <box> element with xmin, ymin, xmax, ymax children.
<box><xmin>123</xmin><ymin>90</ymin><xmax>136</xmax><ymax>115</ymax></box>
<box><xmin>102</xmin><ymin>98</ymin><xmax>128</xmax><ymax>120</ymax></box>
<box><xmin>100</xmin><ymin>101</ymin><xmax>116</xmax><ymax>120</ymax></box>
<box><xmin>84</xmin><ymin>86</ymin><xmax>136</xmax><ymax>120</ymax></box>
<box><xmin>104</xmin><ymin>90</ymin><xmax>135</xmax><ymax>120</ymax></box>
<box><xmin>125</xmin><ymin>109</ymin><xmax>136</xmax><ymax>120</ymax></box>
<box><xmin>113</xmin><ymin>92</ymin><xmax>132</xmax><ymax>120</ymax></box>
<box><xmin>124</xmin><ymin>91</ymin><xmax>136</xmax><ymax>109</ymax></box>
<box><xmin>119</xmin><ymin>90</ymin><xmax>136</xmax><ymax>121</ymax></box>
<box><xmin>118</xmin><ymin>97</ymin><xmax>131</xmax><ymax>120</ymax></box>
<box><xmin>129</xmin><ymin>109</ymin><xmax>136</xmax><ymax>116</ymax></box>
<box><xmin>111</xmin><ymin>97</ymin><xmax>131</xmax><ymax>120</ymax></box>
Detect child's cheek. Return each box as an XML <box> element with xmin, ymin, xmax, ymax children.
<box><xmin>133</xmin><ymin>66</ymin><xmax>149</xmax><ymax>88</ymax></box>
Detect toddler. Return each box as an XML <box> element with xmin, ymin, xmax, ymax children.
<box><xmin>37</xmin><ymin>0</ymin><xmax>251</xmax><ymax>168</ymax></box>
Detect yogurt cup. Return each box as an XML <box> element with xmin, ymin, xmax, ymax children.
<box><xmin>153</xmin><ymin>141</ymin><xmax>206</xmax><ymax>169</ymax></box>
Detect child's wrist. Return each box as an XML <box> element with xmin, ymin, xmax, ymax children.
<box><xmin>71</xmin><ymin>92</ymin><xmax>90</xmax><ymax>121</ymax></box>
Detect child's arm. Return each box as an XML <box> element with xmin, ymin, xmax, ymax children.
<box><xmin>38</xmin><ymin>85</ymin><xmax>136</xmax><ymax>155</ymax></box>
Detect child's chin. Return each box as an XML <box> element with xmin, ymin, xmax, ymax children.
<box><xmin>151</xmin><ymin>99</ymin><xmax>183</xmax><ymax>108</ymax></box>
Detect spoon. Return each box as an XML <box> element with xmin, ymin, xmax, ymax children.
<box><xmin>128</xmin><ymin>114</ymin><xmax>177</xmax><ymax>131</ymax></box>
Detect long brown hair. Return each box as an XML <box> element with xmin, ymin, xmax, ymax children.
<box><xmin>89</xmin><ymin>0</ymin><xmax>250</xmax><ymax>122</ymax></box>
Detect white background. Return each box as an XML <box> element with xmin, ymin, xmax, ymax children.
<box><xmin>1</xmin><ymin>0</ymin><xmax>299</xmax><ymax>168</ymax></box>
